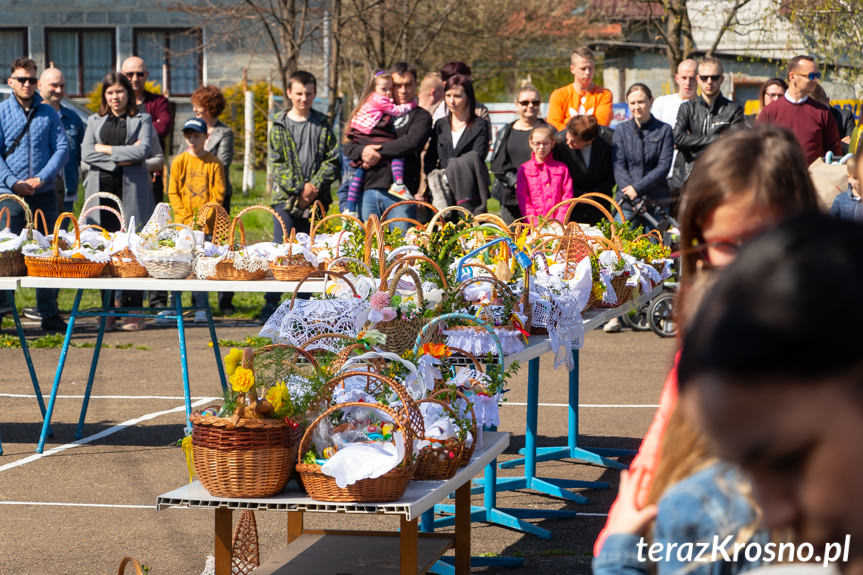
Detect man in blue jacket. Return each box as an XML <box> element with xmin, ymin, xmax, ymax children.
<box><xmin>0</xmin><ymin>58</ymin><xmax>69</xmax><ymax>333</ymax></box>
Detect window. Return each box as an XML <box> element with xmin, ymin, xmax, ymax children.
<box><xmin>133</xmin><ymin>29</ymin><xmax>202</xmax><ymax>96</ymax></box>
<box><xmin>45</xmin><ymin>29</ymin><xmax>115</xmax><ymax>97</ymax></box>
<box><xmin>0</xmin><ymin>29</ymin><xmax>28</xmax><ymax>83</ymax></box>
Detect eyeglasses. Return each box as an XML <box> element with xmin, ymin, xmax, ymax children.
<box><xmin>765</xmin><ymin>92</ymin><xmax>784</xmax><ymax>100</ymax></box>
<box><xmin>519</xmin><ymin>100</ymin><xmax>540</xmax><ymax>107</ymax></box>
<box><xmin>11</xmin><ymin>77</ymin><xmax>37</xmax><ymax>85</ymax></box>
<box><xmin>124</xmin><ymin>72</ymin><xmax>146</xmax><ymax>78</ymax></box>
<box><xmin>531</xmin><ymin>141</ymin><xmax>553</xmax><ymax>147</ymax></box>
<box><xmin>806</xmin><ymin>72</ymin><xmax>822</xmax><ymax>80</ymax></box>
<box><xmin>699</xmin><ymin>74</ymin><xmax>721</xmax><ymax>82</ymax></box>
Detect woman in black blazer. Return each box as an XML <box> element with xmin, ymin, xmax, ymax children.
<box><xmin>425</xmin><ymin>75</ymin><xmax>491</xmax><ymax>213</ymax></box>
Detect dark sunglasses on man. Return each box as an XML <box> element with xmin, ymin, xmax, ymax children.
<box><xmin>11</xmin><ymin>76</ymin><xmax>37</xmax><ymax>85</ymax></box>
<box><xmin>518</xmin><ymin>100</ymin><xmax>540</xmax><ymax>107</ymax></box>
<box><xmin>698</xmin><ymin>74</ymin><xmax>721</xmax><ymax>82</ymax></box>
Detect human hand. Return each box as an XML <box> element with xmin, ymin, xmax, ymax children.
<box><xmin>604</xmin><ymin>467</ymin><xmax>658</xmax><ymax>536</ymax></box>
<box><xmin>12</xmin><ymin>181</ymin><xmax>34</xmax><ymax>196</ymax></box>
<box><xmin>622</xmin><ymin>186</ymin><xmax>638</xmax><ymax>201</ymax></box>
<box><xmin>24</xmin><ymin>177</ymin><xmax>42</xmax><ymax>189</ymax></box>
<box><xmin>298</xmin><ymin>182</ymin><xmax>318</xmax><ymax>208</ymax></box>
<box><xmin>361</xmin><ymin>144</ymin><xmax>383</xmax><ymax>167</ymax></box>
<box><xmin>94</xmin><ymin>143</ymin><xmax>111</xmax><ymax>155</ymax></box>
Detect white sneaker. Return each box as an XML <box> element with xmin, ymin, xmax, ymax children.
<box><xmin>153</xmin><ymin>310</ymin><xmax>173</xmax><ymax>324</ymax></box>
<box><xmin>388</xmin><ymin>182</ymin><xmax>412</xmax><ymax>201</ymax></box>
<box><xmin>193</xmin><ymin>311</ymin><xmax>208</xmax><ymax>324</ymax></box>
<box><xmin>603</xmin><ymin>317</ymin><xmax>623</xmax><ymax>333</ymax></box>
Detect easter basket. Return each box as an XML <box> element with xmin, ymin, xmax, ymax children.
<box><xmin>190</xmin><ymin>349</ymin><xmax>298</xmax><ymax>498</ymax></box>
<box><xmin>138</xmin><ymin>223</ymin><xmax>197</xmax><ymax>279</ymax></box>
<box><xmin>23</xmin><ymin>212</ymin><xmax>108</xmax><ymax>278</ymax></box>
<box><xmin>80</xmin><ymin>194</ymin><xmax>149</xmax><ymax>279</ymax></box>
<box><xmin>310</xmin><ymin>212</ymin><xmax>365</xmax><ymax>274</ymax></box>
<box><xmin>270</xmin><ymin>228</ymin><xmax>320</xmax><ymax>281</ymax></box>
<box><xmin>413</xmin><ymin>395</ymin><xmax>473</xmax><ymax>480</ymax></box>
<box><xmin>371</xmin><ymin>265</ymin><xmax>428</xmax><ymax>355</ymax></box>
<box><xmin>585</xmin><ymin>237</ymin><xmax>632</xmax><ymax>310</ymax></box>
<box><xmin>0</xmin><ymin>194</ymin><xmax>31</xmax><ymax>276</ymax></box>
<box><xmin>428</xmin><ymin>386</ymin><xmax>478</xmax><ymax>468</ymax></box>
<box><xmin>210</xmin><ymin>205</ymin><xmax>286</xmax><ymax>281</ymax></box>
<box><xmin>295</xmin><ymin>401</ymin><xmax>418</xmax><ymax>502</ymax></box>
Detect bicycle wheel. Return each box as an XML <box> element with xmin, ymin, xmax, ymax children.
<box><xmin>648</xmin><ymin>292</ymin><xmax>677</xmax><ymax>338</ymax></box>
<box><xmin>620</xmin><ymin>303</ymin><xmax>650</xmax><ymax>331</ymax></box>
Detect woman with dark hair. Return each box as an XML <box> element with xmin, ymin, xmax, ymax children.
<box><xmin>433</xmin><ymin>62</ymin><xmax>489</xmax><ymax>122</ymax></box>
<box><xmin>594</xmin><ymin>126</ymin><xmax>818</xmax><ymax>555</ymax></box>
<box><xmin>424</xmin><ymin>74</ymin><xmax>491</xmax><ymax>214</ymax></box>
<box><xmin>758</xmin><ymin>77</ymin><xmax>787</xmax><ymax>117</ymax></box>
<box><xmin>677</xmin><ymin>212</ymin><xmax>863</xmax><ymax>575</ymax></box>
<box><xmin>82</xmin><ymin>71</ymin><xmax>155</xmax><ymax>330</ymax></box>
<box><xmin>612</xmin><ymin>83</ymin><xmax>675</xmax><ymax>228</ymax></box>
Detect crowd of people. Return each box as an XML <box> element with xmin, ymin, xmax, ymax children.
<box><xmin>1</xmin><ymin>46</ymin><xmax>863</xmax><ymax>575</ymax></box>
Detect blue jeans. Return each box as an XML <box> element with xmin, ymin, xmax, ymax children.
<box><xmin>615</xmin><ymin>199</ymin><xmax>668</xmax><ymax>234</ymax></box>
<box><xmin>265</xmin><ymin>201</ymin><xmax>314</xmax><ymax>307</ymax></box>
<box><xmin>337</xmin><ymin>151</ymin><xmax>355</xmax><ymax>212</ymax></box>
<box><xmin>359</xmin><ymin>189</ymin><xmax>416</xmax><ymax>235</ymax></box>
<box><xmin>0</xmin><ymin>191</ymin><xmax>59</xmax><ymax>319</ymax></box>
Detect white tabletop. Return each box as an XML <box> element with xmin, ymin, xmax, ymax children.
<box><xmin>0</xmin><ymin>277</ymin><xmax>19</xmax><ymax>290</ymax></box>
<box><xmin>157</xmin><ymin>430</ymin><xmax>509</xmax><ymax>521</ymax></box>
<box><xmin>18</xmin><ymin>276</ymin><xmax>326</xmax><ymax>294</ymax></box>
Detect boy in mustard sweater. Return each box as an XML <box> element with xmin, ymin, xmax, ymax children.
<box><xmin>168</xmin><ymin>117</ymin><xmax>226</xmax><ymax>226</ymax></box>
<box><xmin>168</xmin><ymin>117</ymin><xmax>226</xmax><ymax>323</ymax></box>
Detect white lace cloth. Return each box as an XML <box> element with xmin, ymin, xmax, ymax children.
<box><xmin>0</xmin><ymin>227</ymin><xmax>33</xmax><ymax>252</ymax></box>
<box><xmin>442</xmin><ymin>326</ymin><xmax>525</xmax><ymax>356</ymax></box>
<box><xmin>259</xmin><ymin>296</ymin><xmax>370</xmax><ymax>350</ymax></box>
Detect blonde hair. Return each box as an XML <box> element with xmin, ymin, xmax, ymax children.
<box><xmin>847</xmin><ymin>156</ymin><xmax>857</xmax><ymax>178</ymax></box>
<box><xmin>345</xmin><ymin>71</ymin><xmax>393</xmax><ymax>143</ymax></box>
<box><xmin>529</xmin><ymin>124</ymin><xmax>557</xmax><ymax>143</ymax></box>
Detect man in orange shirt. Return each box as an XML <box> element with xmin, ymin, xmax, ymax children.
<box><xmin>548</xmin><ymin>47</ymin><xmax>613</xmax><ymax>130</ymax></box>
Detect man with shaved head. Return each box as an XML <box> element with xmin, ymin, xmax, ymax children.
<box><xmin>38</xmin><ymin>67</ymin><xmax>83</xmax><ymax>213</ymax></box>
<box><xmin>652</xmin><ymin>58</ymin><xmax>697</xmax><ymax>194</ymax></box>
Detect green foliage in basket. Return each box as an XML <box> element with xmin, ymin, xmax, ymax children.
<box><xmin>627</xmin><ymin>238</ymin><xmax>671</xmax><ymax>262</ymax></box>
<box><xmin>486</xmin><ymin>359</ymin><xmax>519</xmax><ymax>396</ymax></box>
<box><xmin>597</xmin><ymin>218</ymin><xmax>643</xmax><ymax>242</ymax></box>
<box><xmin>419</xmin><ymin>219</ymin><xmax>474</xmax><ymax>287</ymax></box>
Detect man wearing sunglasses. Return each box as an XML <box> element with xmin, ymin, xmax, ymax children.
<box><xmin>757</xmin><ymin>55</ymin><xmax>840</xmax><ymax>164</ymax></box>
<box><xmin>0</xmin><ymin>57</ymin><xmax>69</xmax><ymax>333</ymax></box>
<box><xmin>671</xmin><ymin>57</ymin><xmax>744</xmax><ymax>192</ymax></box>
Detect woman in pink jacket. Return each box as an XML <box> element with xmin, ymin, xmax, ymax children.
<box><xmin>515</xmin><ymin>124</ymin><xmax>573</xmax><ymax>225</ymax></box>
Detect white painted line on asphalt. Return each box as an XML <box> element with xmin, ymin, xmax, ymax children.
<box><xmin>0</xmin><ymin>397</ymin><xmax>213</xmax><ymax>473</ymax></box>
<box><xmin>0</xmin><ymin>501</ymin><xmax>152</xmax><ymax>509</ymax></box>
<box><xmin>503</xmin><ymin>402</ymin><xmax>659</xmax><ymax>408</ymax></box>
<box><xmin>1</xmin><ymin>393</ymin><xmax>219</xmax><ymax>401</ymax></box>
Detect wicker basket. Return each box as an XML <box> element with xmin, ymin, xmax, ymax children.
<box><xmin>429</xmin><ymin>387</ymin><xmax>478</xmax><ymax>467</ymax></box>
<box><xmin>413</xmin><ymin>397</ymin><xmax>465</xmax><ymax>480</ymax></box>
<box><xmin>213</xmin><ymin>205</ymin><xmax>286</xmax><ymax>281</ymax></box>
<box><xmin>24</xmin><ymin>212</ymin><xmax>107</xmax><ymax>278</ymax></box>
<box><xmin>195</xmin><ymin>201</ymin><xmax>231</xmax><ymax>243</ymax></box>
<box><xmin>0</xmin><ymin>195</ymin><xmax>30</xmax><ymax>276</ymax></box>
<box><xmin>139</xmin><ymin>223</ymin><xmax>195</xmax><ymax>279</ymax></box>
<box><xmin>270</xmin><ymin>228</ymin><xmax>319</xmax><ymax>281</ymax></box>
<box><xmin>295</xmin><ymin>401</ymin><xmax>417</xmax><ymax>502</ymax></box>
<box><xmin>585</xmin><ymin>273</ymin><xmax>630</xmax><ymax>310</ymax></box>
<box><xmin>108</xmin><ymin>247</ymin><xmax>149</xmax><ymax>278</ymax></box>
<box><xmin>374</xmin><ymin>266</ymin><xmax>427</xmax><ymax>355</ymax></box>
<box><xmin>191</xmin><ymin>414</ymin><xmax>294</xmax><ymax>498</ymax></box>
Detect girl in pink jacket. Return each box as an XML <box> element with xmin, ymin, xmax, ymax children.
<box><xmin>515</xmin><ymin>124</ymin><xmax>573</xmax><ymax>225</ymax></box>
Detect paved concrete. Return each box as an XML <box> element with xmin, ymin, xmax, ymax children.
<box><xmin>0</xmin><ymin>318</ymin><xmax>676</xmax><ymax>574</ymax></box>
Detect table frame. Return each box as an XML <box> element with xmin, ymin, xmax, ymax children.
<box><xmin>156</xmin><ymin>431</ymin><xmax>510</xmax><ymax>575</ymax></box>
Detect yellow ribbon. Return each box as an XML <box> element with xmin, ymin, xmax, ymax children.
<box><xmin>181</xmin><ymin>435</ymin><xmax>195</xmax><ymax>483</ymax></box>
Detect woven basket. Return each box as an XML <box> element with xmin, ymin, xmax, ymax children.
<box><xmin>213</xmin><ymin>205</ymin><xmax>286</xmax><ymax>281</ymax></box>
<box><xmin>195</xmin><ymin>201</ymin><xmax>231</xmax><ymax>244</ymax></box>
<box><xmin>429</xmin><ymin>387</ymin><xmax>478</xmax><ymax>467</ymax></box>
<box><xmin>413</xmin><ymin>398</ymin><xmax>465</xmax><ymax>480</ymax></box>
<box><xmin>270</xmin><ymin>228</ymin><xmax>319</xmax><ymax>281</ymax></box>
<box><xmin>108</xmin><ymin>247</ymin><xmax>149</xmax><ymax>278</ymax></box>
<box><xmin>295</xmin><ymin>401</ymin><xmax>417</xmax><ymax>502</ymax></box>
<box><xmin>374</xmin><ymin>266</ymin><xmax>427</xmax><ymax>355</ymax></box>
<box><xmin>139</xmin><ymin>223</ymin><xmax>195</xmax><ymax>279</ymax></box>
<box><xmin>24</xmin><ymin>212</ymin><xmax>106</xmax><ymax>278</ymax></box>
<box><xmin>0</xmin><ymin>195</ymin><xmax>30</xmax><ymax>276</ymax></box>
<box><xmin>585</xmin><ymin>273</ymin><xmax>629</xmax><ymax>310</ymax></box>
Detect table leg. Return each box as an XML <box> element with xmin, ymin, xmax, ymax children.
<box><xmin>8</xmin><ymin>290</ymin><xmax>49</xmax><ymax>424</ymax></box>
<box><xmin>454</xmin><ymin>482</ymin><xmax>470</xmax><ymax>574</ymax></box>
<box><xmin>400</xmin><ymin>515</ymin><xmax>418</xmax><ymax>575</ymax></box>
<box><xmin>504</xmin><ymin>350</ymin><xmax>630</xmax><ymax>471</ymax></box>
<box><xmin>175</xmin><ymin>295</ymin><xmax>193</xmax><ymax>427</ymax></box>
<box><xmin>37</xmin><ymin>290</ymin><xmax>83</xmax><ymax>454</ymax></box>
<box><xmin>204</xmin><ymin>298</ymin><xmax>227</xmax><ymax>392</ymax></box>
<box><xmin>76</xmin><ymin>290</ymin><xmax>111</xmax><ymax>439</ymax></box>
<box><xmin>214</xmin><ymin>507</ymin><xmax>232</xmax><ymax>575</ymax></box>
<box><xmin>287</xmin><ymin>510</ymin><xmax>303</xmax><ymax>543</ymax></box>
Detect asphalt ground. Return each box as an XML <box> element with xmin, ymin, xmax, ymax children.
<box><xmin>0</xmin><ymin>317</ymin><xmax>677</xmax><ymax>575</ymax></box>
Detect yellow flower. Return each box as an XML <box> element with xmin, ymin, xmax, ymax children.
<box><xmin>266</xmin><ymin>382</ymin><xmax>291</xmax><ymax>414</ymax></box>
<box><xmin>224</xmin><ymin>348</ymin><xmax>244</xmax><ymax>377</ymax></box>
<box><xmin>230</xmin><ymin>366</ymin><xmax>255</xmax><ymax>393</ymax></box>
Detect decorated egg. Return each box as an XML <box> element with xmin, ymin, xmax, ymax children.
<box><xmin>323</xmin><ymin>446</ymin><xmax>337</xmax><ymax>459</ymax></box>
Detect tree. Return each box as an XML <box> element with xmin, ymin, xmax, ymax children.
<box><xmin>781</xmin><ymin>0</ymin><xmax>863</xmax><ymax>75</ymax></box>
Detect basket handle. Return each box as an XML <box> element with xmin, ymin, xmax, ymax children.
<box><xmin>592</xmin><ymin>234</ymin><xmax>623</xmax><ymax>260</ymax></box>
<box><xmin>321</xmin><ymin>370</ymin><xmax>423</xmax><ymax>437</ymax></box>
<box><xmin>427</xmin><ymin>205</ymin><xmax>473</xmax><ymax>231</ymax></box>
<box><xmin>253</xmin><ymin>343</ymin><xmax>320</xmax><ymax>370</ymax></box>
<box><xmin>428</xmin><ymin>387</ymin><xmax>477</xmax><ymax>438</ymax></box>
<box><xmin>228</xmin><ymin>218</ymin><xmax>247</xmax><ymax>247</ymax></box>
<box><xmin>380</xmin><ymin>199</ymin><xmax>437</xmax><ymax>221</ymax></box>
<box><xmin>52</xmin><ymin>212</ymin><xmax>80</xmax><ymax>256</ymax></box>
<box><xmin>300</xmin><ymin>332</ymin><xmax>356</xmax><ymax>351</ymax></box>
<box><xmin>473</xmin><ymin>213</ymin><xmax>510</xmax><ymax>231</ymax></box>
<box><xmin>229</xmin><ymin>205</ymin><xmax>286</xmax><ymax>247</ymax></box>
<box><xmin>116</xmin><ymin>556</ymin><xmax>145</xmax><ymax>575</ymax></box>
<box><xmin>545</xmin><ymin>197</ymin><xmax>617</xmax><ymax>227</ymax></box>
<box><xmin>326</xmin><ymin>256</ymin><xmax>374</xmax><ymax>278</ymax></box>
<box><xmin>196</xmin><ymin>202</ymin><xmax>231</xmax><ymax>244</ymax></box>
<box><xmin>308</xmin><ymin>200</ymin><xmax>327</xmax><ymax>237</ymax></box>
<box><xmin>33</xmin><ymin>208</ymin><xmax>49</xmax><ymax>236</ymax></box>
<box><xmin>634</xmin><ymin>229</ymin><xmax>663</xmax><ymax>244</ymax></box>
<box><xmin>297</xmin><ymin>401</ymin><xmax>415</xmax><ymax>469</ymax></box>
<box><xmin>287</xmin><ymin>268</ymin><xmax>359</xmax><ymax>311</ymax></box>
<box><xmin>380</xmin><ymin>254</ymin><xmax>449</xmax><ymax>290</ymax></box>
<box><xmin>413</xmin><ymin>312</ymin><xmax>505</xmax><ymax>371</ymax></box>
<box><xmin>364</xmin><ymin>215</ymin><xmax>385</xmax><ymax>269</ymax></box>
<box><xmin>444</xmin><ymin>346</ymin><xmax>485</xmax><ymax>374</ymax></box>
<box><xmin>385</xmin><ymin>266</ymin><xmax>425</xmax><ymax>311</ymax></box>
<box><xmin>312</xmin><ymin>213</ymin><xmax>364</xmax><ymax>237</ymax></box>
<box><xmin>380</xmin><ymin>217</ymin><xmax>424</xmax><ymax>231</ymax></box>
<box><xmin>0</xmin><ymin>206</ymin><xmax>8</xmax><ymax>230</ymax></box>
<box><xmin>80</xmin><ymin>204</ymin><xmax>126</xmax><ymax>232</ymax></box>
<box><xmin>0</xmin><ymin>193</ymin><xmax>32</xmax><ymax>236</ymax></box>
<box><xmin>578</xmin><ymin>192</ymin><xmax>628</xmax><ymax>223</ymax></box>
<box><xmin>81</xmin><ymin>191</ymin><xmax>125</xmax><ymax>222</ymax></box>
<box><xmin>455</xmin><ymin>274</ymin><xmax>515</xmax><ymax>303</ymax></box>
<box><xmin>414</xmin><ymin>397</ymin><xmax>461</xmax><ymax>441</ymax></box>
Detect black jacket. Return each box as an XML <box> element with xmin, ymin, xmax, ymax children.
<box><xmin>672</xmin><ymin>94</ymin><xmax>744</xmax><ymax>188</ymax></box>
<box><xmin>490</xmin><ymin>120</ymin><xmax>547</xmax><ymax>206</ymax></box>
<box><xmin>344</xmin><ymin>106</ymin><xmax>432</xmax><ymax>195</ymax></box>
<box><xmin>612</xmin><ymin>116</ymin><xmax>675</xmax><ymax>206</ymax></box>
<box><xmin>425</xmin><ymin>116</ymin><xmax>491</xmax><ymax>173</ymax></box>
<box><xmin>552</xmin><ymin>126</ymin><xmax>615</xmax><ymax>225</ymax></box>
